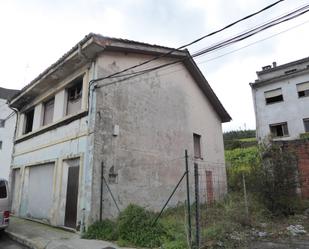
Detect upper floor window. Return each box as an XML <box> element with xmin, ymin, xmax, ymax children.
<box><xmin>0</xmin><ymin>141</ymin><xmax>2</xmax><ymax>150</ymax></box>
<box><xmin>304</xmin><ymin>118</ymin><xmax>309</xmax><ymax>133</ymax></box>
<box><xmin>66</xmin><ymin>78</ymin><xmax>82</xmax><ymax>116</ymax></box>
<box><xmin>0</xmin><ymin>119</ymin><xmax>5</xmax><ymax>128</ymax></box>
<box><xmin>297</xmin><ymin>82</ymin><xmax>309</xmax><ymax>98</ymax></box>
<box><xmin>193</xmin><ymin>133</ymin><xmax>202</xmax><ymax>159</ymax></box>
<box><xmin>43</xmin><ymin>97</ymin><xmax>54</xmax><ymax>126</ymax></box>
<box><xmin>270</xmin><ymin>122</ymin><xmax>289</xmax><ymax>137</ymax></box>
<box><xmin>264</xmin><ymin>88</ymin><xmax>283</xmax><ymax>104</ymax></box>
<box><xmin>24</xmin><ymin>109</ymin><xmax>34</xmax><ymax>134</ymax></box>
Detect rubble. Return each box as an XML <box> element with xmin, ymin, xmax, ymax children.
<box><xmin>286</xmin><ymin>225</ymin><xmax>307</xmax><ymax>236</ymax></box>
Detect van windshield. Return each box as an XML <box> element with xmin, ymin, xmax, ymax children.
<box><xmin>0</xmin><ymin>180</ymin><xmax>7</xmax><ymax>199</ymax></box>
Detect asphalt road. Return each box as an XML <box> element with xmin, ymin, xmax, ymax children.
<box><xmin>0</xmin><ymin>231</ymin><xmax>29</xmax><ymax>249</ymax></box>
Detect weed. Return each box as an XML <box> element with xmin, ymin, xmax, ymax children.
<box><xmin>117</xmin><ymin>204</ymin><xmax>167</xmax><ymax>247</ymax></box>
<box><xmin>82</xmin><ymin>219</ymin><xmax>118</xmax><ymax>241</ymax></box>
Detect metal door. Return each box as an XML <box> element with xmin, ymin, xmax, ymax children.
<box><xmin>206</xmin><ymin>170</ymin><xmax>214</xmax><ymax>204</ymax></box>
<box><xmin>64</xmin><ymin>165</ymin><xmax>79</xmax><ymax>228</ymax></box>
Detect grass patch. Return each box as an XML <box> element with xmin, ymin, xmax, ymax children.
<box><xmin>82</xmin><ymin>219</ymin><xmax>118</xmax><ymax>241</ymax></box>
<box><xmin>83</xmin><ymin>195</ymin><xmax>309</xmax><ymax>248</ymax></box>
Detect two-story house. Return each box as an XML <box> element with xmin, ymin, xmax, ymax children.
<box><xmin>250</xmin><ymin>57</ymin><xmax>309</xmax><ymax>198</ymax></box>
<box><xmin>9</xmin><ymin>33</ymin><xmax>231</xmax><ymax>231</ymax></box>
<box><xmin>0</xmin><ymin>87</ymin><xmax>19</xmax><ymax>179</ymax></box>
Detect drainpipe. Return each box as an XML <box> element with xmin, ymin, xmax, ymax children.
<box><xmin>100</xmin><ymin>162</ymin><xmax>104</xmax><ymax>221</ymax></box>
<box><xmin>8</xmin><ymin>104</ymin><xmax>19</xmax><ymax>209</ymax></box>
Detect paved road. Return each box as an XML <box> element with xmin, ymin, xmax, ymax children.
<box><xmin>0</xmin><ymin>232</ymin><xmax>29</xmax><ymax>249</ymax></box>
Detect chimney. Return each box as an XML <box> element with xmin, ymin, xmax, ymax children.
<box><xmin>272</xmin><ymin>61</ymin><xmax>277</xmax><ymax>68</ymax></box>
<box><xmin>262</xmin><ymin>65</ymin><xmax>272</xmax><ymax>71</ymax></box>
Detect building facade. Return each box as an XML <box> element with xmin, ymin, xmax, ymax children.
<box><xmin>251</xmin><ymin>57</ymin><xmax>309</xmax><ymax>198</ymax></box>
<box><xmin>0</xmin><ymin>87</ymin><xmax>19</xmax><ymax>180</ymax></box>
<box><xmin>251</xmin><ymin>58</ymin><xmax>309</xmax><ymax>141</ymax></box>
<box><xmin>9</xmin><ymin>33</ymin><xmax>230</xmax><ymax>231</ymax></box>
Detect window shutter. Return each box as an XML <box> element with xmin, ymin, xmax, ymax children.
<box><xmin>297</xmin><ymin>82</ymin><xmax>309</xmax><ymax>92</ymax></box>
<box><xmin>264</xmin><ymin>88</ymin><xmax>282</xmax><ymax>98</ymax></box>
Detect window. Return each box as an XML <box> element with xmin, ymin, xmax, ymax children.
<box><xmin>0</xmin><ymin>180</ymin><xmax>7</xmax><ymax>199</ymax></box>
<box><xmin>193</xmin><ymin>133</ymin><xmax>202</xmax><ymax>159</ymax></box>
<box><xmin>43</xmin><ymin>97</ymin><xmax>54</xmax><ymax>126</ymax></box>
<box><xmin>270</xmin><ymin>122</ymin><xmax>289</xmax><ymax>137</ymax></box>
<box><xmin>304</xmin><ymin>119</ymin><xmax>309</xmax><ymax>133</ymax></box>
<box><xmin>264</xmin><ymin>88</ymin><xmax>283</xmax><ymax>104</ymax></box>
<box><xmin>297</xmin><ymin>82</ymin><xmax>309</xmax><ymax>98</ymax></box>
<box><xmin>0</xmin><ymin>141</ymin><xmax>2</xmax><ymax>150</ymax></box>
<box><xmin>0</xmin><ymin>119</ymin><xmax>5</xmax><ymax>128</ymax></box>
<box><xmin>24</xmin><ymin>109</ymin><xmax>34</xmax><ymax>134</ymax></box>
<box><xmin>66</xmin><ymin>79</ymin><xmax>82</xmax><ymax>115</ymax></box>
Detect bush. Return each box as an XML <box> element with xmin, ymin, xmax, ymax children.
<box><xmin>117</xmin><ymin>204</ymin><xmax>167</xmax><ymax>247</ymax></box>
<box><xmin>226</xmin><ymin>142</ymin><xmax>300</xmax><ymax>216</ymax></box>
<box><xmin>83</xmin><ymin>219</ymin><xmax>118</xmax><ymax>241</ymax></box>
<box><xmin>251</xmin><ymin>143</ymin><xmax>298</xmax><ymax>216</ymax></box>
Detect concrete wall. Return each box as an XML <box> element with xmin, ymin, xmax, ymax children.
<box><xmin>0</xmin><ymin>98</ymin><xmax>16</xmax><ymax>180</ymax></box>
<box><xmin>90</xmin><ymin>51</ymin><xmax>227</xmax><ymax>220</ymax></box>
<box><xmin>252</xmin><ymin>72</ymin><xmax>309</xmax><ymax>141</ymax></box>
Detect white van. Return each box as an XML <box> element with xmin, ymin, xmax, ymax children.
<box><xmin>0</xmin><ymin>179</ymin><xmax>9</xmax><ymax>230</ymax></box>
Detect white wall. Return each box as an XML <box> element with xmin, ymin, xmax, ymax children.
<box><xmin>0</xmin><ymin>98</ymin><xmax>16</xmax><ymax>180</ymax></box>
<box><xmin>253</xmin><ymin>72</ymin><xmax>309</xmax><ymax>140</ymax></box>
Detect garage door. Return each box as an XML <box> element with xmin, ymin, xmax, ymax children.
<box><xmin>27</xmin><ymin>163</ymin><xmax>54</xmax><ymax>220</ymax></box>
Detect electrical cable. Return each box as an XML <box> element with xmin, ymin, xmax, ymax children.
<box><xmin>93</xmin><ymin>3</ymin><xmax>309</xmax><ymax>87</ymax></box>
<box><xmin>196</xmin><ymin>18</ymin><xmax>309</xmax><ymax>64</ymax></box>
<box><xmin>90</xmin><ymin>0</ymin><xmax>286</xmax><ymax>84</ymax></box>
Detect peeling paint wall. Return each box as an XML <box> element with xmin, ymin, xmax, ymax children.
<box><xmin>11</xmin><ymin>64</ymin><xmax>96</xmax><ymax>230</ymax></box>
<box><xmin>91</xmin><ymin>52</ymin><xmax>226</xmax><ymax>220</ymax></box>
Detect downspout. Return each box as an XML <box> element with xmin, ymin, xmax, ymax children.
<box><xmin>81</xmin><ymin>57</ymin><xmax>98</xmax><ymax>232</ymax></box>
<box><xmin>7</xmin><ymin>104</ymin><xmax>19</xmax><ymax>209</ymax></box>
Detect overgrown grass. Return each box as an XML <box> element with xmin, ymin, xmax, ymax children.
<box><xmin>83</xmin><ymin>195</ymin><xmax>309</xmax><ymax>249</ymax></box>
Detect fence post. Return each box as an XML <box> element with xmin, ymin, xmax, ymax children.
<box><xmin>242</xmin><ymin>172</ymin><xmax>249</xmax><ymax>220</ymax></box>
<box><xmin>194</xmin><ymin>163</ymin><xmax>200</xmax><ymax>249</ymax></box>
<box><xmin>100</xmin><ymin>162</ymin><xmax>104</xmax><ymax>221</ymax></box>
<box><xmin>185</xmin><ymin>150</ymin><xmax>192</xmax><ymax>246</ymax></box>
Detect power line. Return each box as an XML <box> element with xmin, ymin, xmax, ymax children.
<box><xmin>94</xmin><ymin>3</ymin><xmax>309</xmax><ymax>87</ymax></box>
<box><xmin>196</xmin><ymin>18</ymin><xmax>309</xmax><ymax>64</ymax></box>
<box><xmin>144</xmin><ymin>18</ymin><xmax>309</xmax><ymax>80</ymax></box>
<box><xmin>191</xmin><ymin>4</ymin><xmax>309</xmax><ymax>58</ymax></box>
<box><xmin>91</xmin><ymin>0</ymin><xmax>286</xmax><ymax>84</ymax></box>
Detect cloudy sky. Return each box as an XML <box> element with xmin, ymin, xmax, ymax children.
<box><xmin>1</xmin><ymin>0</ymin><xmax>309</xmax><ymax>131</ymax></box>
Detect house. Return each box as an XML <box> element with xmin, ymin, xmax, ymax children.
<box><xmin>250</xmin><ymin>59</ymin><xmax>309</xmax><ymax>140</ymax></box>
<box><xmin>0</xmin><ymin>87</ymin><xmax>19</xmax><ymax>179</ymax></box>
<box><xmin>250</xmin><ymin>57</ymin><xmax>309</xmax><ymax>197</ymax></box>
<box><xmin>9</xmin><ymin>33</ymin><xmax>231</xmax><ymax>231</ymax></box>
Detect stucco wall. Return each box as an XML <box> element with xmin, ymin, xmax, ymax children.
<box><xmin>11</xmin><ymin>64</ymin><xmax>96</xmax><ymax>230</ymax></box>
<box><xmin>91</xmin><ymin>52</ymin><xmax>226</xmax><ymax>220</ymax></box>
<box><xmin>0</xmin><ymin>98</ymin><xmax>16</xmax><ymax>179</ymax></box>
<box><xmin>253</xmin><ymin>73</ymin><xmax>309</xmax><ymax>140</ymax></box>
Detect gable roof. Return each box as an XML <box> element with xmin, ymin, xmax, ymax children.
<box><xmin>0</xmin><ymin>87</ymin><xmax>20</xmax><ymax>100</ymax></box>
<box><xmin>10</xmin><ymin>33</ymin><xmax>231</xmax><ymax>122</ymax></box>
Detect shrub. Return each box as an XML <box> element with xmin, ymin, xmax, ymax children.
<box><xmin>83</xmin><ymin>219</ymin><xmax>118</xmax><ymax>241</ymax></box>
<box><xmin>250</xmin><ymin>143</ymin><xmax>298</xmax><ymax>216</ymax></box>
<box><xmin>117</xmin><ymin>204</ymin><xmax>167</xmax><ymax>247</ymax></box>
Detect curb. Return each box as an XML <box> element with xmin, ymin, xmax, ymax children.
<box><xmin>5</xmin><ymin>230</ymin><xmax>46</xmax><ymax>249</ymax></box>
